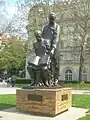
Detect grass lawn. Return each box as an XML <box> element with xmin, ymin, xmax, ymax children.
<box><xmin>15</xmin><ymin>84</ymin><xmax>28</xmax><ymax>88</ymax></box>
<box><xmin>65</xmin><ymin>83</ymin><xmax>90</xmax><ymax>90</ymax></box>
<box><xmin>72</xmin><ymin>94</ymin><xmax>90</xmax><ymax>109</ymax></box>
<box><xmin>79</xmin><ymin>115</ymin><xmax>90</xmax><ymax>120</ymax></box>
<box><xmin>73</xmin><ymin>94</ymin><xmax>90</xmax><ymax>120</ymax></box>
<box><xmin>0</xmin><ymin>94</ymin><xmax>16</xmax><ymax>110</ymax></box>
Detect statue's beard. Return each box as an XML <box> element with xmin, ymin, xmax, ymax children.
<box><xmin>49</xmin><ymin>21</ymin><xmax>55</xmax><ymax>25</ymax></box>
<box><xmin>37</xmin><ymin>38</ymin><xmax>42</xmax><ymax>42</ymax></box>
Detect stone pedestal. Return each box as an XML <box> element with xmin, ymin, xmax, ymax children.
<box><xmin>16</xmin><ymin>88</ymin><xmax>72</xmax><ymax>117</ymax></box>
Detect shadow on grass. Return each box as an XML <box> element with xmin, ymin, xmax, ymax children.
<box><xmin>0</xmin><ymin>103</ymin><xmax>15</xmax><ymax>111</ymax></box>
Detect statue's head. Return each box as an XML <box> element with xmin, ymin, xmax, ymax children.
<box><xmin>34</xmin><ymin>30</ymin><xmax>42</xmax><ymax>42</ymax></box>
<box><xmin>48</xmin><ymin>12</ymin><xmax>56</xmax><ymax>24</ymax></box>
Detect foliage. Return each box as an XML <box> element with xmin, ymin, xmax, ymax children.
<box><xmin>15</xmin><ymin>84</ymin><xmax>28</xmax><ymax>88</ymax></box>
<box><xmin>0</xmin><ymin>36</ymin><xmax>26</xmax><ymax>73</ymax></box>
<box><xmin>67</xmin><ymin>0</ymin><xmax>90</xmax><ymax>81</ymax></box>
<box><xmin>16</xmin><ymin>78</ymin><xmax>31</xmax><ymax>84</ymax></box>
<box><xmin>59</xmin><ymin>80</ymin><xmax>80</xmax><ymax>84</ymax></box>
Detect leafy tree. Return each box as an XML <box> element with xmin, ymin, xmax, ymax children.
<box><xmin>64</xmin><ymin>0</ymin><xmax>90</xmax><ymax>81</ymax></box>
<box><xmin>0</xmin><ymin>36</ymin><xmax>26</xmax><ymax>74</ymax></box>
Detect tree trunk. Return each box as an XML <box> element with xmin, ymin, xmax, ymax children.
<box><xmin>78</xmin><ymin>45</ymin><xmax>84</xmax><ymax>82</ymax></box>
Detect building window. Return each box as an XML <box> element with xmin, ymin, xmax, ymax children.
<box><xmin>82</xmin><ymin>70</ymin><xmax>87</xmax><ymax>81</ymax></box>
<box><xmin>65</xmin><ymin>69</ymin><xmax>72</xmax><ymax>80</ymax></box>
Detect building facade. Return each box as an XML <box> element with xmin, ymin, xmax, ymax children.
<box><xmin>59</xmin><ymin>45</ymin><xmax>90</xmax><ymax>81</ymax></box>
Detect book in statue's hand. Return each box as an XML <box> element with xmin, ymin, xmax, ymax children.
<box><xmin>28</xmin><ymin>55</ymin><xmax>40</xmax><ymax>66</ymax></box>
<box><xmin>39</xmin><ymin>54</ymin><xmax>50</xmax><ymax>66</ymax></box>
<box><xmin>28</xmin><ymin>54</ymin><xmax>50</xmax><ymax>67</ymax></box>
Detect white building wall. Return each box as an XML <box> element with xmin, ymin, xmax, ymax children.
<box><xmin>59</xmin><ymin>63</ymin><xmax>90</xmax><ymax>81</ymax></box>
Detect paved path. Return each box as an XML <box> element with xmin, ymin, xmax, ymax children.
<box><xmin>0</xmin><ymin>87</ymin><xmax>20</xmax><ymax>94</ymax></box>
<box><xmin>72</xmin><ymin>90</ymin><xmax>90</xmax><ymax>95</ymax></box>
<box><xmin>0</xmin><ymin>107</ymin><xmax>88</xmax><ymax>120</ymax></box>
<box><xmin>0</xmin><ymin>81</ymin><xmax>7</xmax><ymax>88</ymax></box>
<box><xmin>1</xmin><ymin>87</ymin><xmax>90</xmax><ymax>95</ymax></box>
<box><xmin>0</xmin><ymin>82</ymin><xmax>20</xmax><ymax>94</ymax></box>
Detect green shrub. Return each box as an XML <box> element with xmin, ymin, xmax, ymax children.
<box><xmin>59</xmin><ymin>80</ymin><xmax>90</xmax><ymax>84</ymax></box>
<box><xmin>16</xmin><ymin>78</ymin><xmax>31</xmax><ymax>84</ymax></box>
<box><xmin>85</xmin><ymin>81</ymin><xmax>90</xmax><ymax>84</ymax></box>
<box><xmin>59</xmin><ymin>80</ymin><xmax>80</xmax><ymax>84</ymax></box>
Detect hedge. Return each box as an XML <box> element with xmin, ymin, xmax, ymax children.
<box><xmin>59</xmin><ymin>80</ymin><xmax>90</xmax><ymax>84</ymax></box>
<box><xmin>16</xmin><ymin>78</ymin><xmax>31</xmax><ymax>84</ymax></box>
<box><xmin>85</xmin><ymin>81</ymin><xmax>90</xmax><ymax>84</ymax></box>
<box><xmin>59</xmin><ymin>80</ymin><xmax>80</xmax><ymax>84</ymax></box>
<box><xmin>16</xmin><ymin>79</ymin><xmax>90</xmax><ymax>84</ymax></box>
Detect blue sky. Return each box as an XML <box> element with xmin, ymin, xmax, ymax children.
<box><xmin>6</xmin><ymin>0</ymin><xmax>19</xmax><ymax>18</ymax></box>
<box><xmin>7</xmin><ymin>0</ymin><xmax>25</xmax><ymax>17</ymax></box>
<box><xmin>8</xmin><ymin>0</ymin><xmax>25</xmax><ymax>5</ymax></box>
<box><xmin>8</xmin><ymin>0</ymin><xmax>18</xmax><ymax>4</ymax></box>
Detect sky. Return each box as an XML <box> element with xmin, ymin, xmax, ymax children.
<box><xmin>0</xmin><ymin>0</ymin><xmax>18</xmax><ymax>22</ymax></box>
<box><xmin>8</xmin><ymin>0</ymin><xmax>18</xmax><ymax>4</ymax></box>
<box><xmin>6</xmin><ymin>0</ymin><xmax>25</xmax><ymax>18</ymax></box>
<box><xmin>7</xmin><ymin>0</ymin><xmax>18</xmax><ymax>17</ymax></box>
<box><xmin>0</xmin><ymin>0</ymin><xmax>19</xmax><ymax>32</ymax></box>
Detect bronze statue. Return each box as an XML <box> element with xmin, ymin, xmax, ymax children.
<box><xmin>27</xmin><ymin>30</ymin><xmax>51</xmax><ymax>87</ymax></box>
<box><xmin>42</xmin><ymin>12</ymin><xmax>60</xmax><ymax>85</ymax></box>
<box><xmin>25</xmin><ymin>12</ymin><xmax>60</xmax><ymax>88</ymax></box>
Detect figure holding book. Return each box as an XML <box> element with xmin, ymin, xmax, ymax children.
<box><xmin>27</xmin><ymin>30</ymin><xmax>51</xmax><ymax>87</ymax></box>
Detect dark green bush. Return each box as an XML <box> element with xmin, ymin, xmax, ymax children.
<box><xmin>59</xmin><ymin>80</ymin><xmax>90</xmax><ymax>84</ymax></box>
<box><xmin>16</xmin><ymin>78</ymin><xmax>31</xmax><ymax>84</ymax></box>
<box><xmin>85</xmin><ymin>81</ymin><xmax>90</xmax><ymax>84</ymax></box>
<box><xmin>59</xmin><ymin>80</ymin><xmax>80</xmax><ymax>84</ymax></box>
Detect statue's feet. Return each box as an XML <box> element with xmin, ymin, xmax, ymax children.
<box><xmin>30</xmin><ymin>82</ymin><xmax>36</xmax><ymax>86</ymax></box>
<box><xmin>48</xmin><ymin>80</ymin><xmax>53</xmax><ymax>86</ymax></box>
<box><xmin>52</xmin><ymin>79</ymin><xmax>59</xmax><ymax>87</ymax></box>
<box><xmin>22</xmin><ymin>84</ymin><xmax>34</xmax><ymax>89</ymax></box>
<box><xmin>43</xmin><ymin>81</ymin><xmax>49</xmax><ymax>87</ymax></box>
<box><xmin>34</xmin><ymin>83</ymin><xmax>43</xmax><ymax>88</ymax></box>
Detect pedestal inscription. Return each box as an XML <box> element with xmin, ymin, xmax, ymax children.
<box><xmin>61</xmin><ymin>94</ymin><xmax>68</xmax><ymax>101</ymax></box>
<box><xmin>28</xmin><ymin>94</ymin><xmax>43</xmax><ymax>102</ymax></box>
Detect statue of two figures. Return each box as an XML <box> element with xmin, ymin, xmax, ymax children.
<box><xmin>25</xmin><ymin>12</ymin><xmax>60</xmax><ymax>88</ymax></box>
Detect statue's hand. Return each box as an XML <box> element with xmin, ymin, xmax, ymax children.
<box><xmin>46</xmin><ymin>50</ymin><xmax>49</xmax><ymax>54</ymax></box>
<box><xmin>51</xmin><ymin>48</ymin><xmax>54</xmax><ymax>55</ymax></box>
